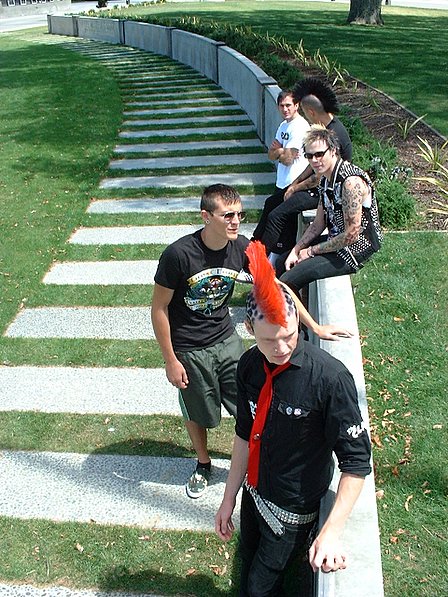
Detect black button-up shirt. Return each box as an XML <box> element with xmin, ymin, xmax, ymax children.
<box><xmin>236</xmin><ymin>337</ymin><xmax>372</xmax><ymax>513</ymax></box>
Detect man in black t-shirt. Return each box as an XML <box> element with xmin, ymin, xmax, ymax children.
<box><xmin>152</xmin><ymin>185</ymin><xmax>353</xmax><ymax>500</ymax></box>
<box><xmin>215</xmin><ymin>244</ymin><xmax>371</xmax><ymax>596</ymax></box>
<box><xmin>152</xmin><ymin>184</ymin><xmax>249</xmax><ymax>499</ymax></box>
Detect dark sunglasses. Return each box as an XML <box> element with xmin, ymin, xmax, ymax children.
<box><xmin>304</xmin><ymin>147</ymin><xmax>330</xmax><ymax>160</ymax></box>
<box><xmin>209</xmin><ymin>210</ymin><xmax>247</xmax><ymax>222</ymax></box>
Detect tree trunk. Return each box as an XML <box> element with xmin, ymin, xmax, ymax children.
<box><xmin>347</xmin><ymin>0</ymin><xmax>384</xmax><ymax>25</ymax></box>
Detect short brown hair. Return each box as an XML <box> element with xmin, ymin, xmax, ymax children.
<box><xmin>200</xmin><ymin>184</ymin><xmax>241</xmax><ymax>212</ymax></box>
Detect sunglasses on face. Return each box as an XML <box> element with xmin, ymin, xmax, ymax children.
<box><xmin>304</xmin><ymin>147</ymin><xmax>330</xmax><ymax>160</ymax></box>
<box><xmin>209</xmin><ymin>211</ymin><xmax>247</xmax><ymax>222</ymax></box>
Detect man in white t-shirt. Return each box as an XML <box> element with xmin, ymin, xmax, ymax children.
<box><xmin>252</xmin><ymin>90</ymin><xmax>309</xmax><ymax>259</ymax></box>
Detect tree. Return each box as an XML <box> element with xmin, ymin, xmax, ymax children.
<box><xmin>347</xmin><ymin>0</ymin><xmax>384</xmax><ymax>25</ymax></box>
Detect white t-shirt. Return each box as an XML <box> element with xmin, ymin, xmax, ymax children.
<box><xmin>275</xmin><ymin>115</ymin><xmax>310</xmax><ymax>189</ymax></box>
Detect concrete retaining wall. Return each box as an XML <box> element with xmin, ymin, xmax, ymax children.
<box><xmin>124</xmin><ymin>21</ymin><xmax>173</xmax><ymax>57</ymax></box>
<box><xmin>218</xmin><ymin>45</ymin><xmax>276</xmax><ymax>141</ymax></box>
<box><xmin>172</xmin><ymin>29</ymin><xmax>224</xmax><ymax>83</ymax></box>
<box><xmin>309</xmin><ymin>277</ymin><xmax>384</xmax><ymax>597</ymax></box>
<box><xmin>263</xmin><ymin>84</ymin><xmax>283</xmax><ymax>150</ymax></box>
<box><xmin>47</xmin><ymin>14</ymin><xmax>78</xmax><ymax>37</ymax></box>
<box><xmin>77</xmin><ymin>16</ymin><xmax>124</xmax><ymax>45</ymax></box>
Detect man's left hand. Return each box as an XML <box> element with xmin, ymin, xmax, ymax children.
<box><xmin>296</xmin><ymin>248</ymin><xmax>310</xmax><ymax>263</ymax></box>
<box><xmin>316</xmin><ymin>325</ymin><xmax>354</xmax><ymax>341</ymax></box>
<box><xmin>308</xmin><ymin>534</ymin><xmax>348</xmax><ymax>573</ymax></box>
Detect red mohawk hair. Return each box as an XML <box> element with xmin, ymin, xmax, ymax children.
<box><xmin>246</xmin><ymin>241</ymin><xmax>287</xmax><ymax>327</ymax></box>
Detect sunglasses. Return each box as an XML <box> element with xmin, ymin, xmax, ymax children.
<box><xmin>304</xmin><ymin>147</ymin><xmax>330</xmax><ymax>160</ymax></box>
<box><xmin>209</xmin><ymin>210</ymin><xmax>247</xmax><ymax>222</ymax></box>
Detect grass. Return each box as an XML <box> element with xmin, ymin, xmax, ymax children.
<box><xmin>0</xmin><ymin>412</ymin><xmax>235</xmax><ymax>457</ymax></box>
<box><xmin>0</xmin><ymin>19</ymin><xmax>446</xmax><ymax>597</ymax></box>
<box><xmin>102</xmin><ymin>0</ymin><xmax>448</xmax><ymax>137</ymax></box>
<box><xmin>353</xmin><ymin>232</ymin><xmax>448</xmax><ymax>595</ymax></box>
<box><xmin>0</xmin><ymin>517</ymin><xmax>240</xmax><ymax>595</ymax></box>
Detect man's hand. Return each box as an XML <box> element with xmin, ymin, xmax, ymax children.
<box><xmin>283</xmin><ymin>184</ymin><xmax>298</xmax><ymax>201</ymax></box>
<box><xmin>215</xmin><ymin>499</ymin><xmax>236</xmax><ymax>542</ymax></box>
<box><xmin>270</xmin><ymin>139</ymin><xmax>282</xmax><ymax>151</ymax></box>
<box><xmin>165</xmin><ymin>359</ymin><xmax>189</xmax><ymax>389</ymax></box>
<box><xmin>285</xmin><ymin>246</ymin><xmax>310</xmax><ymax>270</ymax></box>
<box><xmin>316</xmin><ymin>325</ymin><xmax>354</xmax><ymax>341</ymax></box>
<box><xmin>309</xmin><ymin>532</ymin><xmax>348</xmax><ymax>573</ymax></box>
<box><xmin>284</xmin><ymin>246</ymin><xmax>299</xmax><ymax>271</ymax></box>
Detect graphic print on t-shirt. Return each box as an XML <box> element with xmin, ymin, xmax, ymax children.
<box><xmin>184</xmin><ymin>267</ymin><xmax>239</xmax><ymax>315</ymax></box>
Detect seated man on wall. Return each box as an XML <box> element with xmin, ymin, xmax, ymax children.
<box><xmin>278</xmin><ymin>125</ymin><xmax>382</xmax><ymax>294</ymax></box>
<box><xmin>257</xmin><ymin>77</ymin><xmax>353</xmax><ymax>260</ymax></box>
<box><xmin>215</xmin><ymin>242</ymin><xmax>372</xmax><ymax>597</ymax></box>
<box><xmin>251</xmin><ymin>90</ymin><xmax>309</xmax><ymax>260</ymax></box>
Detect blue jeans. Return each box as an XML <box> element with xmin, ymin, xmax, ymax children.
<box><xmin>239</xmin><ymin>488</ymin><xmax>316</xmax><ymax>597</ymax></box>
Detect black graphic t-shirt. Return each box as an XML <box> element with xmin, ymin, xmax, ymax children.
<box><xmin>154</xmin><ymin>230</ymin><xmax>249</xmax><ymax>351</ymax></box>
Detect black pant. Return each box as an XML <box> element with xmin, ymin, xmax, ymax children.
<box><xmin>239</xmin><ymin>488</ymin><xmax>316</xmax><ymax>597</ymax></box>
<box><xmin>278</xmin><ymin>247</ymin><xmax>356</xmax><ymax>295</ymax></box>
<box><xmin>253</xmin><ymin>189</ymin><xmax>319</xmax><ymax>255</ymax></box>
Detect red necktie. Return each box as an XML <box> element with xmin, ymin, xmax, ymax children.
<box><xmin>247</xmin><ymin>360</ymin><xmax>291</xmax><ymax>488</ymax></box>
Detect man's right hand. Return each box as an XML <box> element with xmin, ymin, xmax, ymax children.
<box><xmin>215</xmin><ymin>498</ymin><xmax>236</xmax><ymax>542</ymax></box>
<box><xmin>165</xmin><ymin>359</ymin><xmax>189</xmax><ymax>389</ymax></box>
<box><xmin>283</xmin><ymin>184</ymin><xmax>298</xmax><ymax>201</ymax></box>
<box><xmin>284</xmin><ymin>246</ymin><xmax>300</xmax><ymax>271</ymax></box>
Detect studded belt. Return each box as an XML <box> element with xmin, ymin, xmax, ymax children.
<box><xmin>245</xmin><ymin>482</ymin><xmax>318</xmax><ymax>536</ymax></box>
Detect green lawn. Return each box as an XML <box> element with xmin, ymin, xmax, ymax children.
<box><xmin>0</xmin><ymin>17</ymin><xmax>447</xmax><ymax>597</ymax></box>
<box><xmin>106</xmin><ymin>0</ymin><xmax>448</xmax><ymax>137</ymax></box>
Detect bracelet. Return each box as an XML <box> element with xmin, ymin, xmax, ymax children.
<box><xmin>307</xmin><ymin>246</ymin><xmax>315</xmax><ymax>258</ymax></box>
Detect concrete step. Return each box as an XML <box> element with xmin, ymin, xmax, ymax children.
<box><xmin>113</xmin><ymin>139</ymin><xmax>262</xmax><ymax>154</ymax></box>
<box><xmin>118</xmin><ymin>125</ymin><xmax>256</xmax><ymax>138</ymax></box>
<box><xmin>122</xmin><ymin>115</ymin><xmax>250</xmax><ymax>127</ymax></box>
<box><xmin>0</xmin><ymin>449</ymin><xmax>236</xmax><ymax>531</ymax></box>
<box><xmin>4</xmin><ymin>306</ymin><xmax>249</xmax><ymax>340</ymax></box>
<box><xmin>100</xmin><ymin>172</ymin><xmax>275</xmax><ymax>190</ymax></box>
<box><xmin>125</xmin><ymin>97</ymin><xmax>235</xmax><ymax>107</ymax></box>
<box><xmin>122</xmin><ymin>90</ymin><xmax>229</xmax><ymax>100</ymax></box>
<box><xmin>124</xmin><ymin>78</ymin><xmax>207</xmax><ymax>88</ymax></box>
<box><xmin>68</xmin><ymin>224</ymin><xmax>256</xmax><ymax>245</ymax></box>
<box><xmin>42</xmin><ymin>261</ymin><xmax>158</xmax><ymax>286</ymax></box>
<box><xmin>87</xmin><ymin>195</ymin><xmax>265</xmax><ymax>214</ymax></box>
<box><xmin>122</xmin><ymin>83</ymin><xmax>220</xmax><ymax>93</ymax></box>
<box><xmin>109</xmin><ymin>154</ymin><xmax>269</xmax><ymax>171</ymax></box>
<box><xmin>0</xmin><ymin>585</ymin><xmax>163</xmax><ymax>597</ymax></box>
<box><xmin>120</xmin><ymin>74</ymin><xmax>203</xmax><ymax>84</ymax></box>
<box><xmin>0</xmin><ymin>365</ymin><xmax>184</xmax><ymax>416</ymax></box>
<box><xmin>123</xmin><ymin>104</ymin><xmax>240</xmax><ymax>116</ymax></box>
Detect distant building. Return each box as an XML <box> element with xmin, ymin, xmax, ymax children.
<box><xmin>0</xmin><ymin>0</ymin><xmax>71</xmax><ymax>17</ymax></box>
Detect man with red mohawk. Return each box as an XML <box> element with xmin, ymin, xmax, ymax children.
<box><xmin>215</xmin><ymin>241</ymin><xmax>371</xmax><ymax>596</ymax></box>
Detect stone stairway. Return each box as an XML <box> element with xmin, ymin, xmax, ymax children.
<box><xmin>0</xmin><ymin>37</ymin><xmax>275</xmax><ymax>596</ymax></box>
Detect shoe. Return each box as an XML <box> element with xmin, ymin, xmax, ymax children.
<box><xmin>185</xmin><ymin>466</ymin><xmax>211</xmax><ymax>499</ymax></box>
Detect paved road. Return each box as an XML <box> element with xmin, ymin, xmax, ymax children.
<box><xmin>1</xmin><ymin>0</ymin><xmax>447</xmax><ymax>34</ymax></box>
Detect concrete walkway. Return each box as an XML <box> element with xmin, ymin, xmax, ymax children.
<box><xmin>0</xmin><ymin>36</ymin><xmax>271</xmax><ymax>597</ymax></box>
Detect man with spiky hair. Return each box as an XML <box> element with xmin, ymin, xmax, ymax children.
<box><xmin>255</xmin><ymin>77</ymin><xmax>352</xmax><ymax>260</ymax></box>
<box><xmin>215</xmin><ymin>242</ymin><xmax>371</xmax><ymax>597</ymax></box>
